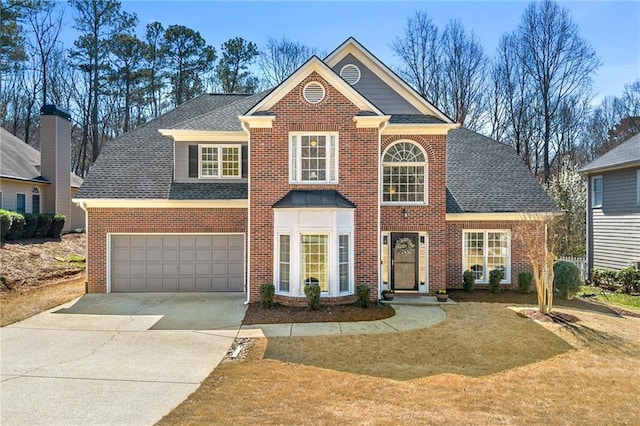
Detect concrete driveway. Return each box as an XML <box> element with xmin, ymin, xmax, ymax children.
<box><xmin>1</xmin><ymin>293</ymin><xmax>247</xmax><ymax>426</ymax></box>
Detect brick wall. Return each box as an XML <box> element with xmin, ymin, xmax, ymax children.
<box><xmin>86</xmin><ymin>207</ymin><xmax>247</xmax><ymax>293</ymax></box>
<box><xmin>249</xmin><ymin>72</ymin><xmax>379</xmax><ymax>302</ymax></box>
<box><xmin>380</xmin><ymin>134</ymin><xmax>448</xmax><ymax>293</ymax></box>
<box><xmin>446</xmin><ymin>220</ymin><xmax>542</xmax><ymax>289</ymax></box>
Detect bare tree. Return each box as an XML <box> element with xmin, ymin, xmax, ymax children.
<box><xmin>144</xmin><ymin>21</ymin><xmax>165</xmax><ymax>117</ymax></box>
<box><xmin>440</xmin><ymin>19</ymin><xmax>487</xmax><ymax>129</ymax></box>
<box><xmin>391</xmin><ymin>11</ymin><xmax>443</xmax><ymax>108</ymax></box>
<box><xmin>259</xmin><ymin>37</ymin><xmax>316</xmax><ymax>86</ymax></box>
<box><xmin>215</xmin><ymin>37</ymin><xmax>259</xmax><ymax>93</ymax></box>
<box><xmin>516</xmin><ymin>0</ymin><xmax>599</xmax><ymax>181</ymax></box>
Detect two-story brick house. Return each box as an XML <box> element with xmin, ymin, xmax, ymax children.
<box><xmin>74</xmin><ymin>38</ymin><xmax>556</xmax><ymax>303</ymax></box>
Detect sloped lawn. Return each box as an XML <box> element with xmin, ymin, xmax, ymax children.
<box><xmin>158</xmin><ymin>301</ymin><xmax>640</xmax><ymax>425</ymax></box>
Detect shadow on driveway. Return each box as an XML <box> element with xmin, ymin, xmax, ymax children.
<box><xmin>53</xmin><ymin>292</ymin><xmax>247</xmax><ymax>330</ymax></box>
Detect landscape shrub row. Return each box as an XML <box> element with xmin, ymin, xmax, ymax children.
<box><xmin>591</xmin><ymin>267</ymin><xmax>640</xmax><ymax>294</ymax></box>
<box><xmin>0</xmin><ymin>209</ymin><xmax>66</xmax><ymax>242</ymax></box>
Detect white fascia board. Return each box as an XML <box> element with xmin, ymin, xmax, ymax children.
<box><xmin>246</xmin><ymin>57</ymin><xmax>383</xmax><ymax>115</ymax></box>
<box><xmin>579</xmin><ymin>160</ymin><xmax>640</xmax><ymax>175</ymax></box>
<box><xmin>353</xmin><ymin>115</ymin><xmax>391</xmax><ymax>128</ymax></box>
<box><xmin>446</xmin><ymin>212</ymin><xmax>560</xmax><ymax>221</ymax></box>
<box><xmin>325</xmin><ymin>39</ymin><xmax>453</xmax><ymax>123</ymax></box>
<box><xmin>382</xmin><ymin>123</ymin><xmax>460</xmax><ymax>135</ymax></box>
<box><xmin>72</xmin><ymin>198</ymin><xmax>248</xmax><ymax>209</ymax></box>
<box><xmin>237</xmin><ymin>115</ymin><xmax>276</xmax><ymax>129</ymax></box>
<box><xmin>158</xmin><ymin>129</ymin><xmax>247</xmax><ymax>142</ymax></box>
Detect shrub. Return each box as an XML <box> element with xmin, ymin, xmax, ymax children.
<box><xmin>462</xmin><ymin>270</ymin><xmax>475</xmax><ymax>293</ymax></box>
<box><xmin>489</xmin><ymin>269</ymin><xmax>503</xmax><ymax>294</ymax></box>
<box><xmin>0</xmin><ymin>210</ymin><xmax>11</xmax><ymax>242</ymax></box>
<box><xmin>518</xmin><ymin>272</ymin><xmax>533</xmax><ymax>294</ymax></box>
<box><xmin>259</xmin><ymin>283</ymin><xmax>275</xmax><ymax>309</ymax></box>
<box><xmin>47</xmin><ymin>214</ymin><xmax>66</xmax><ymax>238</ymax></box>
<box><xmin>616</xmin><ymin>266</ymin><xmax>640</xmax><ymax>294</ymax></box>
<box><xmin>5</xmin><ymin>212</ymin><xmax>25</xmax><ymax>240</ymax></box>
<box><xmin>33</xmin><ymin>214</ymin><xmax>52</xmax><ymax>238</ymax></box>
<box><xmin>356</xmin><ymin>284</ymin><xmax>371</xmax><ymax>308</ymax></box>
<box><xmin>553</xmin><ymin>260</ymin><xmax>582</xmax><ymax>299</ymax></box>
<box><xmin>303</xmin><ymin>283</ymin><xmax>321</xmax><ymax>310</ymax></box>
<box><xmin>22</xmin><ymin>213</ymin><xmax>38</xmax><ymax>239</ymax></box>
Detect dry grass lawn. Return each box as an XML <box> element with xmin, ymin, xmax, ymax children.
<box><xmin>159</xmin><ymin>303</ymin><xmax>640</xmax><ymax>425</ymax></box>
<box><xmin>0</xmin><ymin>276</ymin><xmax>85</xmax><ymax>326</ymax></box>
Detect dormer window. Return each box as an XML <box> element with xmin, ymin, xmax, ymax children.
<box><xmin>199</xmin><ymin>144</ymin><xmax>241</xmax><ymax>179</ymax></box>
<box><xmin>289</xmin><ymin>133</ymin><xmax>338</xmax><ymax>184</ymax></box>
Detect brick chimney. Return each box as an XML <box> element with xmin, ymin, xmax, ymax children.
<box><xmin>40</xmin><ymin>105</ymin><xmax>71</xmax><ymax>233</ymax></box>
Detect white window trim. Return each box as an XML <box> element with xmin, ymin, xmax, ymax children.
<box><xmin>198</xmin><ymin>144</ymin><xmax>242</xmax><ymax>179</ymax></box>
<box><xmin>289</xmin><ymin>132</ymin><xmax>339</xmax><ymax>184</ymax></box>
<box><xmin>636</xmin><ymin>169</ymin><xmax>640</xmax><ymax>206</ymax></box>
<box><xmin>462</xmin><ymin>229</ymin><xmax>511</xmax><ymax>284</ymax></box>
<box><xmin>16</xmin><ymin>192</ymin><xmax>26</xmax><ymax>214</ymax></box>
<box><xmin>381</xmin><ymin>140</ymin><xmax>428</xmax><ymax>205</ymax></box>
<box><xmin>338</xmin><ymin>232</ymin><xmax>354</xmax><ymax>295</ymax></box>
<box><xmin>276</xmin><ymin>233</ymin><xmax>291</xmax><ymax>294</ymax></box>
<box><xmin>591</xmin><ymin>175</ymin><xmax>603</xmax><ymax>208</ymax></box>
<box><xmin>300</xmin><ymin>232</ymin><xmax>331</xmax><ymax>295</ymax></box>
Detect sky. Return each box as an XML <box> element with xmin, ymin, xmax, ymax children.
<box><xmin>60</xmin><ymin>0</ymin><xmax>640</xmax><ymax>102</ymax></box>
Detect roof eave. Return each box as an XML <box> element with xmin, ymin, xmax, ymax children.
<box><xmin>579</xmin><ymin>160</ymin><xmax>640</xmax><ymax>175</ymax></box>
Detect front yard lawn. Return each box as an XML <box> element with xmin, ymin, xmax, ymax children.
<box><xmin>159</xmin><ymin>300</ymin><xmax>640</xmax><ymax>425</ymax></box>
<box><xmin>580</xmin><ymin>284</ymin><xmax>640</xmax><ymax>311</ymax></box>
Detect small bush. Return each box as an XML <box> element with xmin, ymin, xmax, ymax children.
<box><xmin>462</xmin><ymin>270</ymin><xmax>475</xmax><ymax>293</ymax></box>
<box><xmin>489</xmin><ymin>269</ymin><xmax>503</xmax><ymax>294</ymax></box>
<box><xmin>33</xmin><ymin>214</ymin><xmax>52</xmax><ymax>238</ymax></box>
<box><xmin>259</xmin><ymin>283</ymin><xmax>275</xmax><ymax>309</ymax></box>
<box><xmin>0</xmin><ymin>210</ymin><xmax>11</xmax><ymax>241</ymax></box>
<box><xmin>518</xmin><ymin>272</ymin><xmax>533</xmax><ymax>294</ymax></box>
<box><xmin>303</xmin><ymin>283</ymin><xmax>321</xmax><ymax>310</ymax></box>
<box><xmin>616</xmin><ymin>266</ymin><xmax>640</xmax><ymax>294</ymax></box>
<box><xmin>47</xmin><ymin>213</ymin><xmax>66</xmax><ymax>238</ymax></box>
<box><xmin>5</xmin><ymin>212</ymin><xmax>25</xmax><ymax>240</ymax></box>
<box><xmin>22</xmin><ymin>213</ymin><xmax>38</xmax><ymax>239</ymax></box>
<box><xmin>356</xmin><ymin>284</ymin><xmax>371</xmax><ymax>308</ymax></box>
<box><xmin>553</xmin><ymin>260</ymin><xmax>582</xmax><ymax>299</ymax></box>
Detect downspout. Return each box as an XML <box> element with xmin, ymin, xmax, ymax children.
<box><xmin>75</xmin><ymin>200</ymin><xmax>89</xmax><ymax>293</ymax></box>
<box><xmin>377</xmin><ymin>120</ymin><xmax>388</xmax><ymax>300</ymax></box>
<box><xmin>240</xmin><ymin>120</ymin><xmax>251</xmax><ymax>305</ymax></box>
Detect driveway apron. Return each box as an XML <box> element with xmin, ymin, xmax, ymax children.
<box><xmin>0</xmin><ymin>293</ymin><xmax>247</xmax><ymax>426</ymax></box>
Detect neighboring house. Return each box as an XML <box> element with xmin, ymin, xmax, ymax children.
<box><xmin>580</xmin><ymin>133</ymin><xmax>640</xmax><ymax>273</ymax></box>
<box><xmin>75</xmin><ymin>38</ymin><xmax>556</xmax><ymax>302</ymax></box>
<box><xmin>1</xmin><ymin>106</ymin><xmax>85</xmax><ymax>232</ymax></box>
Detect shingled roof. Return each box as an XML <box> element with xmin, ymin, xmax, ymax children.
<box><xmin>446</xmin><ymin>128</ymin><xmax>558</xmax><ymax>213</ymax></box>
<box><xmin>1</xmin><ymin>127</ymin><xmax>83</xmax><ymax>187</ymax></box>
<box><xmin>76</xmin><ymin>94</ymin><xmax>249</xmax><ymax>199</ymax></box>
<box><xmin>579</xmin><ymin>132</ymin><xmax>640</xmax><ymax>174</ymax></box>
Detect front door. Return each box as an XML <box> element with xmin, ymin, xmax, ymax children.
<box><xmin>391</xmin><ymin>233</ymin><xmax>419</xmax><ymax>291</ymax></box>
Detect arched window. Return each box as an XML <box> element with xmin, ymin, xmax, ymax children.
<box><xmin>382</xmin><ymin>141</ymin><xmax>427</xmax><ymax>203</ymax></box>
<box><xmin>32</xmin><ymin>187</ymin><xmax>40</xmax><ymax>213</ymax></box>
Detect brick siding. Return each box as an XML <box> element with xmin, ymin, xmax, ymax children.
<box><xmin>85</xmin><ymin>208</ymin><xmax>247</xmax><ymax>293</ymax></box>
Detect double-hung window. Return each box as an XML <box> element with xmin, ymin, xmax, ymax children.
<box><xmin>463</xmin><ymin>230</ymin><xmax>510</xmax><ymax>283</ymax></box>
<box><xmin>382</xmin><ymin>141</ymin><xmax>427</xmax><ymax>203</ymax></box>
<box><xmin>32</xmin><ymin>187</ymin><xmax>40</xmax><ymax>213</ymax></box>
<box><xmin>16</xmin><ymin>194</ymin><xmax>26</xmax><ymax>213</ymax></box>
<box><xmin>290</xmin><ymin>133</ymin><xmax>338</xmax><ymax>183</ymax></box>
<box><xmin>591</xmin><ymin>176</ymin><xmax>603</xmax><ymax>208</ymax></box>
<box><xmin>199</xmin><ymin>144</ymin><xmax>241</xmax><ymax>178</ymax></box>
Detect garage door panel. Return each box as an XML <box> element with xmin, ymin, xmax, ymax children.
<box><xmin>111</xmin><ymin>234</ymin><xmax>244</xmax><ymax>292</ymax></box>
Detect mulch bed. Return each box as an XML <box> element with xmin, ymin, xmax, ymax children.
<box><xmin>242</xmin><ymin>302</ymin><xmax>395</xmax><ymax>325</ymax></box>
<box><xmin>518</xmin><ymin>309</ymin><xmax>580</xmax><ymax>324</ymax></box>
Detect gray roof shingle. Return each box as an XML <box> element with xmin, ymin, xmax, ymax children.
<box><xmin>446</xmin><ymin>128</ymin><xmax>557</xmax><ymax>213</ymax></box>
<box><xmin>169</xmin><ymin>182</ymin><xmax>247</xmax><ymax>200</ymax></box>
<box><xmin>76</xmin><ymin>94</ymin><xmax>249</xmax><ymax>199</ymax></box>
<box><xmin>1</xmin><ymin>127</ymin><xmax>83</xmax><ymax>187</ymax></box>
<box><xmin>170</xmin><ymin>92</ymin><xmax>268</xmax><ymax>131</ymax></box>
<box><xmin>273</xmin><ymin>190</ymin><xmax>356</xmax><ymax>208</ymax></box>
<box><xmin>579</xmin><ymin>133</ymin><xmax>640</xmax><ymax>174</ymax></box>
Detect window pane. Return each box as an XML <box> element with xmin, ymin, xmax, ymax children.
<box><xmin>32</xmin><ymin>194</ymin><xmax>40</xmax><ymax>214</ymax></box>
<box><xmin>16</xmin><ymin>194</ymin><xmax>26</xmax><ymax>213</ymax></box>
<box><xmin>301</xmin><ymin>234</ymin><xmax>328</xmax><ymax>292</ymax></box>
<box><xmin>200</xmin><ymin>147</ymin><xmax>218</xmax><ymax>177</ymax></box>
<box><xmin>383</xmin><ymin>165</ymin><xmax>425</xmax><ymax>202</ymax></box>
<box><xmin>221</xmin><ymin>147</ymin><xmax>240</xmax><ymax>177</ymax></box>
<box><xmin>381</xmin><ymin>234</ymin><xmax>389</xmax><ymax>288</ymax></box>
<box><xmin>339</xmin><ymin>234</ymin><xmax>349</xmax><ymax>292</ymax></box>
<box><xmin>279</xmin><ymin>235</ymin><xmax>290</xmax><ymax>293</ymax></box>
<box><xmin>464</xmin><ymin>232</ymin><xmax>485</xmax><ymax>281</ymax></box>
<box><xmin>293</xmin><ymin>134</ymin><xmax>334</xmax><ymax>182</ymax></box>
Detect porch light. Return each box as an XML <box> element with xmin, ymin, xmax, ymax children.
<box><xmin>402</xmin><ymin>209</ymin><xmax>408</xmax><ymax>219</ymax></box>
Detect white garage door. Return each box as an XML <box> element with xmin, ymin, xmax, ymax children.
<box><xmin>110</xmin><ymin>234</ymin><xmax>244</xmax><ymax>292</ymax></box>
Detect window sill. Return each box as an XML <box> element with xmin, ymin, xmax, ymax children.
<box><xmin>381</xmin><ymin>202</ymin><xmax>427</xmax><ymax>206</ymax></box>
<box><xmin>290</xmin><ymin>181</ymin><xmax>338</xmax><ymax>185</ymax></box>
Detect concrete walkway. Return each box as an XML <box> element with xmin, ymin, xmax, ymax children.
<box><xmin>239</xmin><ymin>300</ymin><xmax>449</xmax><ymax>338</ymax></box>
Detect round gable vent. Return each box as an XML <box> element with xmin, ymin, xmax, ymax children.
<box><xmin>340</xmin><ymin>64</ymin><xmax>361</xmax><ymax>85</ymax></box>
<box><xmin>303</xmin><ymin>82</ymin><xmax>325</xmax><ymax>104</ymax></box>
